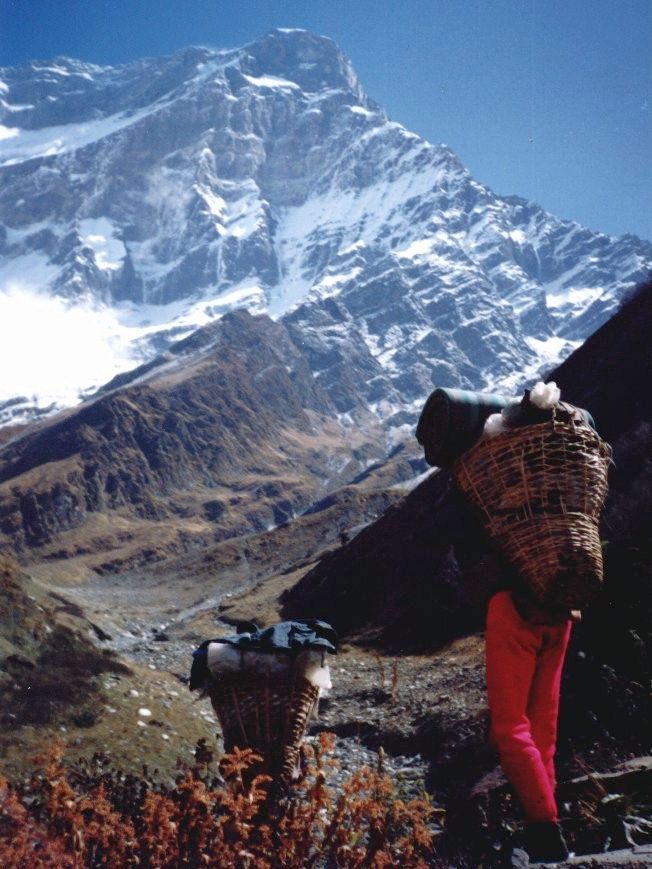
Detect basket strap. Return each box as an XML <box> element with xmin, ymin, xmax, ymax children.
<box><xmin>282</xmin><ymin>659</ymin><xmax>300</xmax><ymax>750</ymax></box>
<box><xmin>230</xmin><ymin>684</ymin><xmax>249</xmax><ymax>746</ymax></box>
<box><xmin>278</xmin><ymin>661</ymin><xmax>301</xmax><ymax>784</ymax></box>
<box><xmin>264</xmin><ymin>681</ymin><xmax>271</xmax><ymax>745</ymax></box>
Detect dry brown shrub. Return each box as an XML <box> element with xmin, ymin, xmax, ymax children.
<box><xmin>0</xmin><ymin>733</ymin><xmax>441</xmax><ymax>868</ymax></box>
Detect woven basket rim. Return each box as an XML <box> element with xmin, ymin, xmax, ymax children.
<box><xmin>454</xmin><ymin>415</ymin><xmax>611</xmax><ymax>471</ymax></box>
<box><xmin>208</xmin><ymin>670</ymin><xmax>317</xmax><ymax>686</ymax></box>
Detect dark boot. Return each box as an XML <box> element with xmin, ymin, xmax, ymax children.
<box><xmin>524</xmin><ymin>821</ymin><xmax>569</xmax><ymax>864</ymax></box>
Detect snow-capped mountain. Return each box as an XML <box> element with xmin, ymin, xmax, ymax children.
<box><xmin>1</xmin><ymin>28</ymin><xmax>650</xmax><ymax>428</ymax></box>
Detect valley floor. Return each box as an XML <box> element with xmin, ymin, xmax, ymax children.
<box><xmin>11</xmin><ymin>562</ymin><xmax>648</xmax><ymax>869</ymax></box>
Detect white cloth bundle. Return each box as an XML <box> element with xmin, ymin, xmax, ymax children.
<box><xmin>205</xmin><ymin>643</ymin><xmax>332</xmax><ymax>693</ymax></box>
<box><xmin>529</xmin><ymin>380</ymin><xmax>561</xmax><ymax>409</ymax></box>
<box><xmin>482</xmin><ymin>381</ymin><xmax>562</xmax><ymax>439</ymax></box>
<box><xmin>482</xmin><ymin>413</ymin><xmax>510</xmax><ymax>438</ymax></box>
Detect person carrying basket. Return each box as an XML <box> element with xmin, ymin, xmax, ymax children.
<box><xmin>418</xmin><ymin>382</ymin><xmax>611</xmax><ymax>865</ymax></box>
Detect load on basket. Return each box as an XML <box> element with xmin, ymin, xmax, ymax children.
<box><xmin>190</xmin><ymin>619</ymin><xmax>337</xmax><ymax>786</ymax></box>
<box><xmin>417</xmin><ymin>382</ymin><xmax>611</xmax><ymax>612</ymax></box>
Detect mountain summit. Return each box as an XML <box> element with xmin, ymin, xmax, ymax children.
<box><xmin>1</xmin><ymin>29</ymin><xmax>651</xmax><ymax>426</ymax></box>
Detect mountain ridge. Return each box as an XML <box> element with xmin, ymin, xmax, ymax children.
<box><xmin>0</xmin><ymin>309</ymin><xmax>388</xmax><ymax>566</ymax></box>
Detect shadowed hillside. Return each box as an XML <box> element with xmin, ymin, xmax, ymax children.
<box><xmin>283</xmin><ymin>280</ymin><xmax>652</xmax><ymax>762</ymax></box>
<box><xmin>0</xmin><ymin>553</ymin><xmax>128</xmax><ymax>742</ymax></box>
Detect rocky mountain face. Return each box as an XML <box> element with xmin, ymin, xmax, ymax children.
<box><xmin>1</xmin><ymin>28</ymin><xmax>651</xmax><ymax>428</ymax></box>
<box><xmin>0</xmin><ymin>309</ymin><xmax>392</xmax><ymax>567</ymax></box>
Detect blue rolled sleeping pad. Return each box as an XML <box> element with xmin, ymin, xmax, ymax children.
<box><xmin>416</xmin><ymin>386</ymin><xmax>597</xmax><ymax>468</ymax></box>
<box><xmin>416</xmin><ymin>387</ymin><xmax>512</xmax><ymax>467</ymax></box>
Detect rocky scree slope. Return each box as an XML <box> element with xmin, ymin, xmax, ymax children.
<box><xmin>1</xmin><ymin>29</ymin><xmax>651</xmax><ymax>427</ymax></box>
<box><xmin>0</xmin><ymin>309</ymin><xmax>385</xmax><ymax>566</ymax></box>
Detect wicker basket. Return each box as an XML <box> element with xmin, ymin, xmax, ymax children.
<box><xmin>453</xmin><ymin>406</ymin><xmax>611</xmax><ymax>610</ymax></box>
<box><xmin>206</xmin><ymin>666</ymin><xmax>320</xmax><ymax>785</ymax></box>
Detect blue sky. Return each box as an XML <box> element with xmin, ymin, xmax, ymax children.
<box><xmin>1</xmin><ymin>0</ymin><xmax>650</xmax><ymax>240</ymax></box>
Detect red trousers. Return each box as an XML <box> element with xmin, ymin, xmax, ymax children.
<box><xmin>485</xmin><ymin>591</ymin><xmax>572</xmax><ymax>822</ymax></box>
